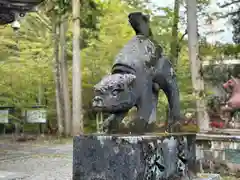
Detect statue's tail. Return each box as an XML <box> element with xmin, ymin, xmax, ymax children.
<box><xmin>128</xmin><ymin>12</ymin><xmax>152</xmax><ymax>37</ymax></box>
<box><xmin>159</xmin><ymin>58</ymin><xmax>181</xmax><ymax>131</ymax></box>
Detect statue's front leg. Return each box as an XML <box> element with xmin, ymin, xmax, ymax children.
<box><xmin>102</xmin><ymin>114</ymin><xmax>115</xmax><ymax>132</ymax></box>
<box><xmin>131</xmin><ymin>78</ymin><xmax>154</xmax><ymax>134</ymax></box>
<box><xmin>103</xmin><ymin>112</ymin><xmax>127</xmax><ymax>134</ymax></box>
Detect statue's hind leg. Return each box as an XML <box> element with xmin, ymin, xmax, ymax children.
<box><xmin>148</xmin><ymin>91</ymin><xmax>158</xmax><ymax>124</ymax></box>
<box><xmin>148</xmin><ymin>82</ymin><xmax>160</xmax><ymax>124</ymax></box>
<box><xmin>146</xmin><ymin>91</ymin><xmax>159</xmax><ymax>132</ymax></box>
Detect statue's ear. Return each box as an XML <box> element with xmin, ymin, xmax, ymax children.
<box><xmin>142</xmin><ymin>14</ymin><xmax>150</xmax><ymax>22</ymax></box>
<box><xmin>94</xmin><ymin>75</ymin><xmax>109</xmax><ymax>89</ymax></box>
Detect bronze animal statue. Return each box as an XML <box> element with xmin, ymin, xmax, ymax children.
<box><xmin>92</xmin><ymin>12</ymin><xmax>181</xmax><ymax>133</ymax></box>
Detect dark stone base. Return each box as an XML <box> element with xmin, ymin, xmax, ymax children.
<box><xmin>73</xmin><ymin>134</ymin><xmax>197</xmax><ymax>180</ymax></box>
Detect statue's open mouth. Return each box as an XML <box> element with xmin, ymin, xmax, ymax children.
<box><xmin>92</xmin><ymin>100</ymin><xmax>132</xmax><ymax>113</ymax></box>
<box><xmin>92</xmin><ymin>104</ymin><xmax>105</xmax><ymax>111</ymax></box>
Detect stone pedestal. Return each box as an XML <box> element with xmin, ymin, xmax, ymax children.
<box><xmin>73</xmin><ymin>134</ymin><xmax>197</xmax><ymax>180</ymax></box>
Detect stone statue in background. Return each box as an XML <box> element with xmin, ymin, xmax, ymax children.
<box><xmin>222</xmin><ymin>76</ymin><xmax>240</xmax><ymax>110</ymax></box>
<box><xmin>221</xmin><ymin>76</ymin><xmax>240</xmax><ymax>128</ymax></box>
<box><xmin>92</xmin><ymin>12</ymin><xmax>181</xmax><ymax>133</ymax></box>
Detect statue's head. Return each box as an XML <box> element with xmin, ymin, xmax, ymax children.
<box><xmin>92</xmin><ymin>73</ymin><xmax>137</xmax><ymax>113</ymax></box>
<box><xmin>128</xmin><ymin>12</ymin><xmax>152</xmax><ymax>37</ymax></box>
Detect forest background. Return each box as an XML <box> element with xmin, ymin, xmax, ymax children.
<box><xmin>0</xmin><ymin>0</ymin><xmax>239</xmax><ymax>136</ymax></box>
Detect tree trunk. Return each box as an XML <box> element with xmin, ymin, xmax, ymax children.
<box><xmin>170</xmin><ymin>0</ymin><xmax>180</xmax><ymax>69</ymax></box>
<box><xmin>72</xmin><ymin>0</ymin><xmax>83</xmax><ymax>135</ymax></box>
<box><xmin>60</xmin><ymin>15</ymin><xmax>72</xmax><ymax>136</ymax></box>
<box><xmin>53</xmin><ymin>21</ymin><xmax>64</xmax><ymax>136</ymax></box>
<box><xmin>186</xmin><ymin>0</ymin><xmax>210</xmax><ymax>131</ymax></box>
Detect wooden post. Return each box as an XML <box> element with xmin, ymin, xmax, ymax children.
<box><xmin>72</xmin><ymin>0</ymin><xmax>83</xmax><ymax>135</ymax></box>
<box><xmin>60</xmin><ymin>13</ymin><xmax>72</xmax><ymax>136</ymax></box>
<box><xmin>186</xmin><ymin>0</ymin><xmax>210</xmax><ymax>131</ymax></box>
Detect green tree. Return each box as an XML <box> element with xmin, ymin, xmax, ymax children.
<box><xmin>0</xmin><ymin>0</ymin><xmax>104</xmax><ymax>134</ymax></box>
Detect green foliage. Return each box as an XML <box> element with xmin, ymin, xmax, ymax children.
<box><xmin>0</xmin><ymin>13</ymin><xmax>53</xmax><ymax>109</ymax></box>
<box><xmin>80</xmin><ymin>0</ymin><xmax>103</xmax><ymax>49</ymax></box>
<box><xmin>0</xmin><ymin>0</ymin><xmax>103</xmax><ymax>126</ymax></box>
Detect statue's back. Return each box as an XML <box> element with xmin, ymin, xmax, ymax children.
<box><xmin>113</xmin><ymin>35</ymin><xmax>157</xmax><ymax>71</ymax></box>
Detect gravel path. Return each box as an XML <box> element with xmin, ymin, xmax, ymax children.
<box><xmin>0</xmin><ymin>139</ymin><xmax>73</xmax><ymax>180</ymax></box>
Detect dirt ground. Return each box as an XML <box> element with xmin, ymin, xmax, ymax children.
<box><xmin>0</xmin><ymin>135</ymin><xmax>73</xmax><ymax>180</ymax></box>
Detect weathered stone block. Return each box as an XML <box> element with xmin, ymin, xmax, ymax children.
<box><xmin>73</xmin><ymin>134</ymin><xmax>197</xmax><ymax>180</ymax></box>
<box><xmin>196</xmin><ymin>134</ymin><xmax>240</xmax><ymax>175</ymax></box>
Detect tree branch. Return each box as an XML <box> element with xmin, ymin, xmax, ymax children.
<box><xmin>179</xmin><ymin>30</ymin><xmax>187</xmax><ymax>42</ymax></box>
<box><xmin>218</xmin><ymin>9</ymin><xmax>240</xmax><ymax>18</ymax></box>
